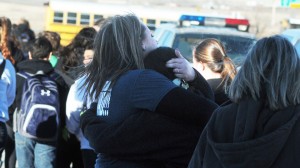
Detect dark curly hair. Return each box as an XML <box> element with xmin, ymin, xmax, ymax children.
<box><xmin>59</xmin><ymin>27</ymin><xmax>96</xmax><ymax>73</ymax></box>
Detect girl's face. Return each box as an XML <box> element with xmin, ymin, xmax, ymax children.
<box><xmin>141</xmin><ymin>25</ymin><xmax>158</xmax><ymax>57</ymax></box>
<box><xmin>83</xmin><ymin>49</ymin><xmax>94</xmax><ymax>65</ymax></box>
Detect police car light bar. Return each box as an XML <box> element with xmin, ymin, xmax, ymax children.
<box><xmin>179</xmin><ymin>15</ymin><xmax>250</xmax><ymax>32</ymax></box>
<box><xmin>225</xmin><ymin>18</ymin><xmax>249</xmax><ymax>26</ymax></box>
<box><xmin>180</xmin><ymin>15</ymin><xmax>205</xmax><ymax>22</ymax></box>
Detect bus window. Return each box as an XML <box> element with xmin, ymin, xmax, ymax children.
<box><xmin>147</xmin><ymin>19</ymin><xmax>156</xmax><ymax>30</ymax></box>
<box><xmin>80</xmin><ymin>14</ymin><xmax>90</xmax><ymax>25</ymax></box>
<box><xmin>94</xmin><ymin>14</ymin><xmax>104</xmax><ymax>23</ymax></box>
<box><xmin>46</xmin><ymin>0</ymin><xmax>182</xmax><ymax>45</ymax></box>
<box><xmin>160</xmin><ymin>20</ymin><xmax>177</xmax><ymax>24</ymax></box>
<box><xmin>291</xmin><ymin>24</ymin><xmax>300</xmax><ymax>29</ymax></box>
<box><xmin>67</xmin><ymin>12</ymin><xmax>77</xmax><ymax>24</ymax></box>
<box><xmin>53</xmin><ymin>11</ymin><xmax>63</xmax><ymax>23</ymax></box>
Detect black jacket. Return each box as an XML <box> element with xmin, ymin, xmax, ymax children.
<box><xmin>188</xmin><ymin>98</ymin><xmax>300</xmax><ymax>168</ymax></box>
<box><xmin>80</xmin><ymin>72</ymin><xmax>218</xmax><ymax>168</ymax></box>
<box><xmin>207</xmin><ymin>78</ymin><xmax>229</xmax><ymax>105</ymax></box>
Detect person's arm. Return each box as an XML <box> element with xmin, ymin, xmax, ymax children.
<box><xmin>80</xmin><ymin>70</ymin><xmax>218</xmax><ymax>163</ymax></box>
<box><xmin>187</xmin><ymin>69</ymin><xmax>215</xmax><ymax>101</ymax></box>
<box><xmin>131</xmin><ymin>69</ymin><xmax>218</xmax><ymax>119</ymax></box>
<box><xmin>0</xmin><ymin>59</ymin><xmax>16</xmax><ymax>122</ymax></box>
<box><xmin>155</xmin><ymin>87</ymin><xmax>218</xmax><ymax>127</ymax></box>
<box><xmin>5</xmin><ymin>60</ymin><xmax>16</xmax><ymax>106</ymax></box>
<box><xmin>81</xmin><ymin>87</ymin><xmax>218</xmax><ymax>153</ymax></box>
<box><xmin>65</xmin><ymin>82</ymin><xmax>81</xmax><ymax>137</ymax></box>
<box><xmin>0</xmin><ymin>70</ymin><xmax>9</xmax><ymax>122</ymax></box>
<box><xmin>81</xmin><ymin>103</ymin><xmax>202</xmax><ymax>165</ymax></box>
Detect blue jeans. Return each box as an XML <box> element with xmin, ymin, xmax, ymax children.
<box><xmin>15</xmin><ymin>132</ymin><xmax>56</xmax><ymax>168</ymax></box>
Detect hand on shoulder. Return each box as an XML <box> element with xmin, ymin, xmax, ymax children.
<box><xmin>166</xmin><ymin>49</ymin><xmax>196</xmax><ymax>82</ymax></box>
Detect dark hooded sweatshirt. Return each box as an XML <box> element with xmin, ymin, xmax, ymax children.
<box><xmin>80</xmin><ymin>71</ymin><xmax>218</xmax><ymax>168</ymax></box>
<box><xmin>188</xmin><ymin>98</ymin><xmax>300</xmax><ymax>168</ymax></box>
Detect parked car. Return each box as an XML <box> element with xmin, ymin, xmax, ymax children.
<box><xmin>281</xmin><ymin>29</ymin><xmax>300</xmax><ymax>55</ymax></box>
<box><xmin>154</xmin><ymin>24</ymin><xmax>257</xmax><ymax>66</ymax></box>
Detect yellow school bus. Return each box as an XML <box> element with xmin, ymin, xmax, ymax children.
<box><xmin>45</xmin><ymin>0</ymin><xmax>182</xmax><ymax>46</ymax></box>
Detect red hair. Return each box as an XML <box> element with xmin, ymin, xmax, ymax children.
<box><xmin>0</xmin><ymin>17</ymin><xmax>15</xmax><ymax>64</ymax></box>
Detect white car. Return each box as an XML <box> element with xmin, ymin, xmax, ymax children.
<box><xmin>281</xmin><ymin>29</ymin><xmax>300</xmax><ymax>55</ymax></box>
<box><xmin>154</xmin><ymin>24</ymin><xmax>257</xmax><ymax>66</ymax></box>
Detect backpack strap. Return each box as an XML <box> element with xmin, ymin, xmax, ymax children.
<box><xmin>17</xmin><ymin>70</ymin><xmax>62</xmax><ymax>88</ymax></box>
<box><xmin>18</xmin><ymin>70</ymin><xmax>53</xmax><ymax>79</ymax></box>
<box><xmin>16</xmin><ymin>71</ymin><xmax>31</xmax><ymax>79</ymax></box>
<box><xmin>0</xmin><ymin>59</ymin><xmax>6</xmax><ymax>78</ymax></box>
<box><xmin>49</xmin><ymin>70</ymin><xmax>61</xmax><ymax>81</ymax></box>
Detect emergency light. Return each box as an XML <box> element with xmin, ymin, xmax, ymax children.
<box><xmin>179</xmin><ymin>15</ymin><xmax>250</xmax><ymax>32</ymax></box>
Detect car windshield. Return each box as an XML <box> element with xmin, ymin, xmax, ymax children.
<box><xmin>282</xmin><ymin>34</ymin><xmax>294</xmax><ymax>42</ymax></box>
<box><xmin>173</xmin><ymin>33</ymin><xmax>256</xmax><ymax>65</ymax></box>
<box><xmin>295</xmin><ymin>41</ymin><xmax>300</xmax><ymax>55</ymax></box>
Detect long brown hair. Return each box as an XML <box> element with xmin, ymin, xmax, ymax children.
<box><xmin>83</xmin><ymin>14</ymin><xmax>146</xmax><ymax>100</ymax></box>
<box><xmin>193</xmin><ymin>38</ymin><xmax>236</xmax><ymax>86</ymax></box>
<box><xmin>0</xmin><ymin>17</ymin><xmax>15</xmax><ymax>64</ymax></box>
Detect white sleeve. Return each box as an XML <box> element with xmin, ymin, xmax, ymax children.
<box><xmin>65</xmin><ymin>79</ymin><xmax>83</xmax><ymax>137</ymax></box>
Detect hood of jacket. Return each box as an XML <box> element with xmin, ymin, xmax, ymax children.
<box><xmin>206</xmin><ymin>98</ymin><xmax>300</xmax><ymax>168</ymax></box>
<box><xmin>16</xmin><ymin>59</ymin><xmax>54</xmax><ymax>75</ymax></box>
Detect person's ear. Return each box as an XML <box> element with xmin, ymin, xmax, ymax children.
<box><xmin>28</xmin><ymin>52</ymin><xmax>32</xmax><ymax>60</ymax></box>
<box><xmin>46</xmin><ymin>52</ymin><xmax>52</xmax><ymax>60</ymax></box>
<box><xmin>40</xmin><ymin>52</ymin><xmax>52</xmax><ymax>61</ymax></box>
<box><xmin>141</xmin><ymin>42</ymin><xmax>146</xmax><ymax>51</ymax></box>
<box><xmin>200</xmin><ymin>61</ymin><xmax>206</xmax><ymax>71</ymax></box>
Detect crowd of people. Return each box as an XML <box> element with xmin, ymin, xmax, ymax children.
<box><xmin>0</xmin><ymin>16</ymin><xmax>101</xmax><ymax>168</ymax></box>
<box><xmin>1</xmin><ymin>13</ymin><xmax>300</xmax><ymax>168</ymax></box>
